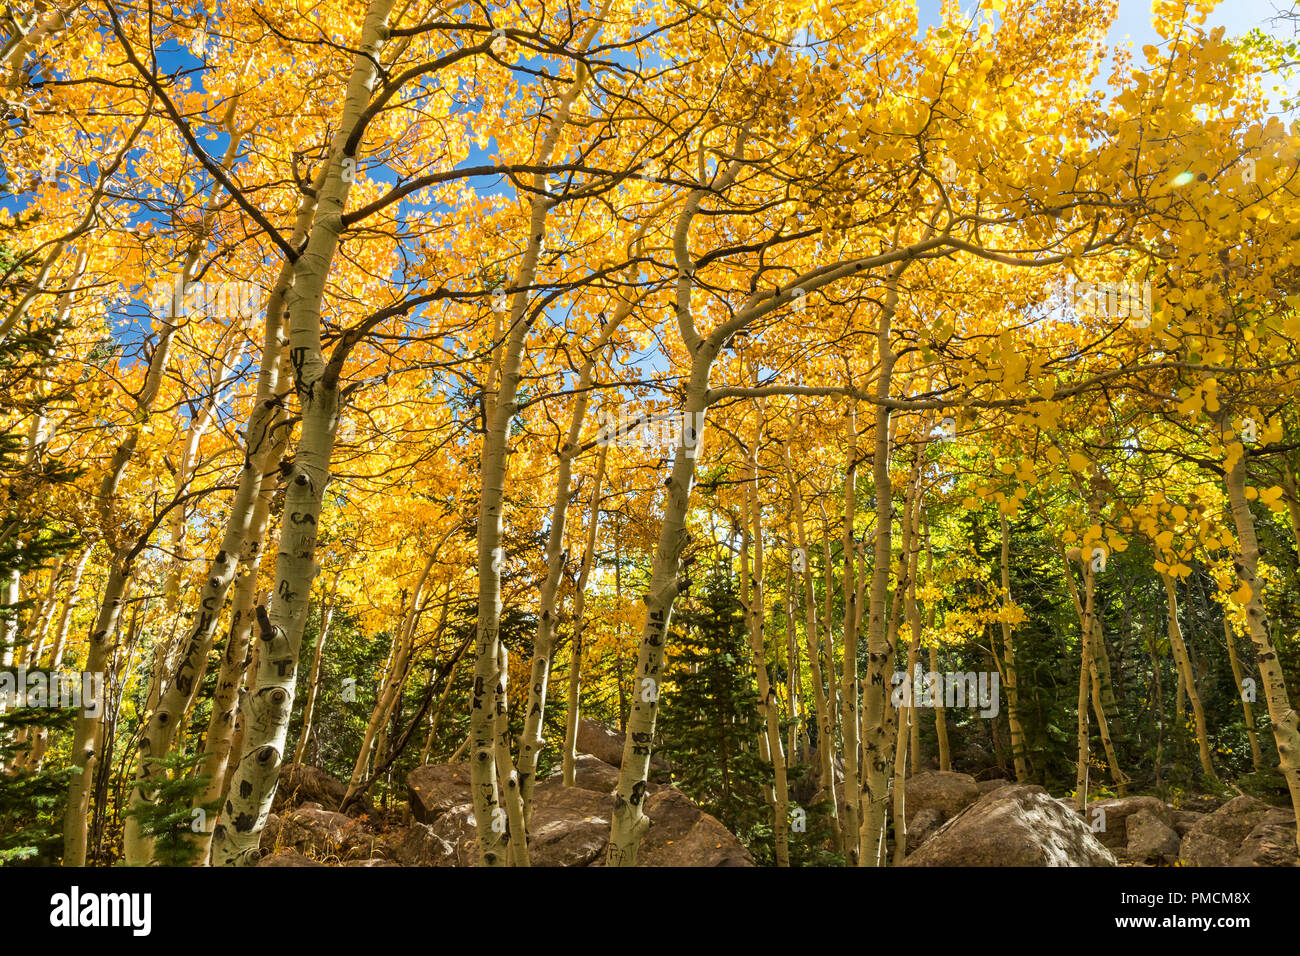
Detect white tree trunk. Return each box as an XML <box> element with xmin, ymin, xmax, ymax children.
<box><xmin>999</xmin><ymin>515</ymin><xmax>1029</xmax><ymax>782</ymax></box>
<box><xmin>210</xmin><ymin>0</ymin><xmax>396</xmax><ymax>865</ymax></box>
<box><xmin>1162</xmin><ymin>572</ymin><xmax>1216</xmax><ymax>780</ymax></box>
<box><xmin>859</xmin><ymin>281</ymin><xmax>901</xmax><ymax>866</ymax></box>
<box><xmin>783</xmin><ymin>442</ymin><xmax>840</xmax><ymax>841</ymax></box>
<box><xmin>344</xmin><ymin>551</ymin><xmax>438</xmax><ymax>807</ymax></box>
<box><xmin>837</xmin><ymin>406</ymin><xmax>864</xmax><ymax>862</ymax></box>
<box><xmin>291</xmin><ymin>575</ymin><xmax>340</xmax><ymax>771</ymax></box>
<box><xmin>63</xmin><ymin>314</ymin><xmax>178</xmax><ymax>864</ymax></box>
<box><xmin>194</xmin><ymin>420</ymin><xmax>285</xmax><ymax>851</ymax></box>
<box><xmin>517</xmin><ymin>299</ymin><xmax>631</xmax><ymax>817</ymax></box>
<box><xmin>561</xmin><ymin>446</ymin><xmax>608</xmax><ymax>786</ymax></box>
<box><xmin>606</xmin><ymin>359</ymin><xmax>715</xmax><ymax>863</ymax></box>
<box><xmin>1223</xmin><ymin>617</ymin><xmax>1264</xmax><ymax>771</ymax></box>
<box><xmin>741</xmin><ymin>420</ymin><xmax>791</xmax><ymax>866</ymax></box>
<box><xmin>1222</xmin><ymin>443</ymin><xmax>1300</xmax><ymax>849</ymax></box>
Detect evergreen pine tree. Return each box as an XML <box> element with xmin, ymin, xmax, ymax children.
<box><xmin>658</xmin><ymin>573</ymin><xmax>773</xmax><ymax>854</ymax></box>
<box><xmin>121</xmin><ymin>751</ymin><xmax>222</xmax><ymax>866</ymax></box>
<box><xmin>0</xmin><ymin>706</ymin><xmax>75</xmax><ymax>865</ymax></box>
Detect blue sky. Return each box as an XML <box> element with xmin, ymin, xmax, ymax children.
<box><xmin>9</xmin><ymin>2</ymin><xmax>1297</xmax><ymax>333</ymax></box>
<box><xmin>1110</xmin><ymin>0</ymin><xmax>1298</xmax><ymax>100</ymax></box>
<box><xmin>1110</xmin><ymin>0</ymin><xmax>1291</xmax><ymax>41</ymax></box>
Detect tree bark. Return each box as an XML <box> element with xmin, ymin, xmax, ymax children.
<box><xmin>1161</xmin><ymin>572</ymin><xmax>1217</xmax><ymax>781</ymax></box>
<box><xmin>859</xmin><ymin>277</ymin><xmax>902</xmax><ymax>867</ymax></box>
<box><xmin>63</xmin><ymin>321</ymin><xmax>178</xmax><ymax>865</ymax></box>
<box><xmin>291</xmin><ymin>575</ymin><xmax>340</xmax><ymax>771</ymax></box>
<box><xmin>891</xmin><ymin>442</ymin><xmax>925</xmax><ymax>865</ymax></box>
<box><xmin>194</xmin><ymin>421</ymin><xmax>284</xmax><ymax>850</ymax></box>
<box><xmin>517</xmin><ymin>299</ymin><xmax>630</xmax><ymax>821</ymax></box>
<box><xmin>741</xmin><ymin>415</ymin><xmax>790</xmax><ymax>867</ymax></box>
<box><xmin>999</xmin><ymin>515</ymin><xmax>1029</xmax><ymax>781</ymax></box>
<box><xmin>1222</xmin><ymin>441</ymin><xmax>1300</xmax><ymax>849</ymax></box>
<box><xmin>837</xmin><ymin>405</ymin><xmax>863</xmax><ymax>863</ymax></box>
<box><xmin>561</xmin><ymin>445</ymin><xmax>608</xmax><ymax>786</ymax></box>
<box><xmin>467</xmin><ymin>15</ymin><xmax>606</xmax><ymax>865</ymax></box>
<box><xmin>783</xmin><ymin>441</ymin><xmax>840</xmax><ymax>842</ymax></box>
<box><xmin>210</xmin><ymin>0</ymin><xmax>396</xmax><ymax>865</ymax></box>
<box><xmin>1223</xmin><ymin>617</ymin><xmax>1264</xmax><ymax>771</ymax></box>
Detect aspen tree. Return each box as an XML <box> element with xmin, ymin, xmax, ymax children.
<box><xmin>466</xmin><ymin>4</ymin><xmax>611</xmax><ymax>864</ymax></box>
<box><xmin>859</xmin><ymin>274</ymin><xmax>907</xmax><ymax>867</ymax></box>
<box><xmin>816</xmin><ymin>501</ymin><xmax>841</xmax><ymax>755</ymax></box>
<box><xmin>891</xmin><ymin>454</ymin><xmax>924</xmax><ymax>865</ymax></box>
<box><xmin>292</xmin><ymin>575</ymin><xmax>341</xmax><ymax>771</ymax></box>
<box><xmin>1074</xmin><ymin>607</ymin><xmax>1091</xmax><ymax>812</ymax></box>
<box><xmin>19</xmin><ymin>554</ymin><xmax>64</xmax><ymax>666</ymax></box>
<box><xmin>1221</xmin><ymin>429</ymin><xmax>1300</xmax><ymax>848</ymax></box>
<box><xmin>210</xmin><ymin>0</ymin><xmax>402</xmax><ymax>865</ymax></box>
<box><xmin>63</xmin><ymin>297</ymin><xmax>181</xmax><ymax>865</ymax></box>
<box><xmin>344</xmin><ymin>551</ymin><xmax>437</xmax><ymax>808</ymax></box>
<box><xmin>910</xmin><ymin>517</ymin><xmax>932</xmax><ymax>770</ymax></box>
<box><xmin>195</xmin><ymin>418</ymin><xmax>287</xmax><ymax>826</ymax></box>
<box><xmin>784</xmin><ymin>555</ymin><xmax>802</xmax><ymax>762</ymax></box>
<box><xmin>124</xmin><ymin>124</ymin><xmax>310</xmax><ymax>860</ymax></box>
<box><xmin>1057</xmin><ymin>538</ymin><xmax>1126</xmax><ymax>795</ymax></box>
<box><xmin>15</xmin><ymin>547</ymin><xmax>87</xmax><ymax>768</ymax></box>
<box><xmin>740</xmin><ymin>411</ymin><xmax>790</xmax><ymax>867</ymax></box>
<box><xmin>421</xmin><ymin>650</ymin><xmax>467</xmax><ymax>765</ymax></box>
<box><xmin>561</xmin><ymin>445</ymin><xmax>608</xmax><ymax>786</ymax></box>
<box><xmin>1149</xmin><ymin>628</ymin><xmax>1166</xmax><ymax>790</ymax></box>
<box><xmin>607</xmin><ymin>203</ymin><xmax>954</xmax><ymax>862</ymax></box>
<box><xmin>493</xmin><ymin>642</ymin><xmax>528</xmax><ymax>867</ymax></box>
<box><xmin>999</xmin><ymin>515</ymin><xmax>1029</xmax><ymax>781</ymax></box>
<box><xmin>516</xmin><ymin>294</ymin><xmax>635</xmax><ymax>821</ymax></box>
<box><xmin>158</xmin><ymin>329</ymin><xmax>251</xmax><ymax>620</ymax></box>
<box><xmin>837</xmin><ymin>405</ymin><xmax>863</xmax><ymax>862</ymax></box>
<box><xmin>14</xmin><ymin>118</ymin><xmax>152</xmax><ymax>859</ymax></box>
<box><xmin>1222</xmin><ymin>618</ymin><xmax>1264</xmax><ymax>772</ymax></box>
<box><xmin>783</xmin><ymin>440</ymin><xmax>840</xmax><ymax>839</ymax></box>
<box><xmin>372</xmin><ymin>591</ymin><xmax>453</xmax><ymax>786</ymax></box>
<box><xmin>1161</xmin><ymin>572</ymin><xmax>1216</xmax><ymax>781</ymax></box>
<box><xmin>925</xmin><ymin>537</ymin><xmax>950</xmax><ymax>772</ymax></box>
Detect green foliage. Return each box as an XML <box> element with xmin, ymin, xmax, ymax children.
<box><xmin>121</xmin><ymin>751</ymin><xmax>221</xmax><ymax>867</ymax></box>
<box><xmin>0</xmin><ymin>705</ymin><xmax>75</xmax><ymax>865</ymax></box>
<box><xmin>658</xmin><ymin>573</ymin><xmax>774</xmax><ymax>858</ymax></box>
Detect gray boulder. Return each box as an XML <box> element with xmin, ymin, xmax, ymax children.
<box><xmin>379</xmin><ymin>821</ymin><xmax>457</xmax><ymax>866</ymax></box>
<box><xmin>276</xmin><ymin>806</ymin><xmax>378</xmax><ymax>861</ymax></box>
<box><xmin>1085</xmin><ymin>796</ymin><xmax>1174</xmax><ymax>855</ymax></box>
<box><xmin>1171</xmin><ymin>809</ymin><xmax>1205</xmax><ymax>837</ymax></box>
<box><xmin>274</xmin><ymin>764</ymin><xmax>370</xmax><ymax>817</ymax></box>
<box><xmin>1180</xmin><ymin>796</ymin><xmax>1297</xmax><ymax>867</ymax></box>
<box><xmin>906</xmin><ymin>807</ymin><xmax>946</xmax><ymax>852</ymax></box>
<box><xmin>256</xmin><ymin>849</ymin><xmax>322</xmax><ymax>867</ymax></box>
<box><xmin>905</xmin><ymin>771</ymin><xmax>981</xmax><ymax>827</ymax></box>
<box><xmin>556</xmin><ymin>753</ymin><xmax>622</xmax><ymax>793</ymax></box>
<box><xmin>901</xmin><ymin>784</ymin><xmax>1117</xmax><ymax>866</ymax></box>
<box><xmin>408</xmin><ymin>762</ymin><xmax>475</xmax><ymax>823</ymax></box>
<box><xmin>1125</xmin><ymin>808</ymin><xmax>1181</xmax><ymax>864</ymax></box>
<box><xmin>575</xmin><ymin>718</ymin><xmax>627</xmax><ymax>767</ymax></box>
<box><xmin>404</xmin><ymin>758</ymin><xmax>749</xmax><ymax>866</ymax></box>
<box><xmin>527</xmin><ymin>778</ymin><xmax>613</xmax><ymax>866</ymax></box>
